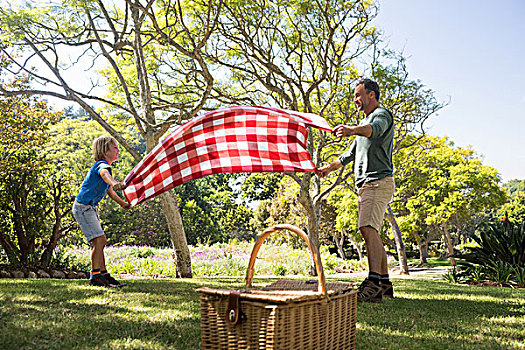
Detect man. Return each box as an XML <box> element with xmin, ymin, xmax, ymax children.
<box><xmin>317</xmin><ymin>78</ymin><xmax>395</xmax><ymax>302</ymax></box>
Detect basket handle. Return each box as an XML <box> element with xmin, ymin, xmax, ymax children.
<box><xmin>245</xmin><ymin>224</ymin><xmax>327</xmax><ymax>297</ymax></box>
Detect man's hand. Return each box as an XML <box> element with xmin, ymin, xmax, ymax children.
<box><xmin>332</xmin><ymin>125</ymin><xmax>356</xmax><ymax>138</ymax></box>
<box><xmin>316</xmin><ymin>165</ymin><xmax>332</xmax><ymax>178</ymax></box>
<box><xmin>316</xmin><ymin>160</ymin><xmax>343</xmax><ymax>178</ymax></box>
<box><xmin>113</xmin><ymin>182</ymin><xmax>126</xmax><ymax>191</ymax></box>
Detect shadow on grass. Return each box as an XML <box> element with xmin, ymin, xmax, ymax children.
<box><xmin>0</xmin><ymin>278</ymin><xmax>523</xmax><ymax>350</ymax></box>
<box><xmin>351</xmin><ymin>279</ymin><xmax>525</xmax><ymax>350</ymax></box>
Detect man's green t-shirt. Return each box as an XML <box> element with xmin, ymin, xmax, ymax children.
<box><xmin>338</xmin><ymin>106</ymin><xmax>394</xmax><ymax>188</ymax></box>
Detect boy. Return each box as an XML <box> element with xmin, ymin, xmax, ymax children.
<box><xmin>72</xmin><ymin>135</ymin><xmax>130</xmax><ymax>287</ymax></box>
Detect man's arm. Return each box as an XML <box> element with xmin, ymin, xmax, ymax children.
<box><xmin>333</xmin><ymin>124</ymin><xmax>372</xmax><ymax>138</ymax></box>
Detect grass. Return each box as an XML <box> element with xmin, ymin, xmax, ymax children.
<box><xmin>0</xmin><ymin>277</ymin><xmax>524</xmax><ymax>350</ymax></box>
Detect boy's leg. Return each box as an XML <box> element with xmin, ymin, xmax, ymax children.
<box><xmin>91</xmin><ymin>235</ymin><xmax>107</xmax><ymax>271</ymax></box>
<box><xmin>89</xmin><ymin>235</ymin><xmax>113</xmax><ymax>287</ymax></box>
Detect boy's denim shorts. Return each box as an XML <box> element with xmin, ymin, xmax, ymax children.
<box><xmin>72</xmin><ymin>200</ymin><xmax>105</xmax><ymax>243</ymax></box>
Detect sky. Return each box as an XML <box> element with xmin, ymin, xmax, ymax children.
<box><xmin>374</xmin><ymin>0</ymin><xmax>525</xmax><ymax>182</ymax></box>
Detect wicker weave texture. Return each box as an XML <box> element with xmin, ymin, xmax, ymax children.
<box><xmin>200</xmin><ymin>290</ymin><xmax>357</xmax><ymax>350</ymax></box>
<box><xmin>200</xmin><ymin>225</ymin><xmax>357</xmax><ymax>350</ymax></box>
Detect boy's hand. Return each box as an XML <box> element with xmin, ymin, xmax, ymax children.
<box><xmin>113</xmin><ymin>182</ymin><xmax>126</xmax><ymax>191</ymax></box>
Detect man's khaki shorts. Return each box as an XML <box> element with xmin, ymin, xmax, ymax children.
<box><xmin>358</xmin><ymin>176</ymin><xmax>395</xmax><ymax>232</ymax></box>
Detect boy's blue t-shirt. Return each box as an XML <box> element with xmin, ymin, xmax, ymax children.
<box><xmin>75</xmin><ymin>160</ymin><xmax>112</xmax><ymax>206</ymax></box>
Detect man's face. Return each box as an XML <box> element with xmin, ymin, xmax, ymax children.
<box><xmin>353</xmin><ymin>83</ymin><xmax>374</xmax><ymax>112</ymax></box>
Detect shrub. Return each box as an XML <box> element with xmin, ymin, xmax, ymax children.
<box><xmin>459</xmin><ymin>220</ymin><xmax>525</xmax><ymax>267</ymax></box>
<box><xmin>272</xmin><ymin>264</ymin><xmax>286</xmax><ymax>276</ymax></box>
<box><xmin>454</xmin><ymin>219</ymin><xmax>525</xmax><ymax>287</ymax></box>
<box><xmin>58</xmin><ymin>241</ymin><xmax>359</xmax><ymax>278</ymax></box>
<box><xmin>486</xmin><ymin>261</ymin><xmax>514</xmax><ymax>285</ymax></box>
<box><xmin>442</xmin><ymin>266</ymin><xmax>465</xmax><ymax>284</ymax></box>
<box><xmin>514</xmin><ymin>265</ymin><xmax>525</xmax><ymax>288</ymax></box>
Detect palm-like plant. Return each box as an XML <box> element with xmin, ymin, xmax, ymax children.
<box><xmin>459</xmin><ymin>219</ymin><xmax>525</xmax><ymax>267</ymax></box>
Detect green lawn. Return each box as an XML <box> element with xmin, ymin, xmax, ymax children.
<box><xmin>0</xmin><ymin>277</ymin><xmax>524</xmax><ymax>350</ymax></box>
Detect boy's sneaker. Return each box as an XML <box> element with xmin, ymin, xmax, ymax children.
<box><xmin>381</xmin><ymin>281</ymin><xmax>393</xmax><ymax>299</ymax></box>
<box><xmin>357</xmin><ymin>278</ymin><xmax>382</xmax><ymax>303</ymax></box>
<box><xmin>103</xmin><ymin>274</ymin><xmax>127</xmax><ymax>287</ymax></box>
<box><xmin>89</xmin><ymin>274</ymin><xmax>112</xmax><ymax>287</ymax></box>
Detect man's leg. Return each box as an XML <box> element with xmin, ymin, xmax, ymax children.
<box><xmin>356</xmin><ymin>177</ymin><xmax>395</xmax><ymax>302</ymax></box>
<box><xmin>360</xmin><ymin>225</ymin><xmax>388</xmax><ymax>275</ymax></box>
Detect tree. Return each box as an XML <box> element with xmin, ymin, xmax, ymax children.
<box><xmin>204</xmin><ymin>0</ymin><xmax>378</xmax><ymax>273</ymax></box>
<box><xmin>0</xmin><ymin>76</ymin><xmax>54</xmax><ymax>175</ymax></box>
<box><xmin>503</xmin><ymin>179</ymin><xmax>525</xmax><ymax>196</ymax></box>
<box><xmin>203</xmin><ymin>1</ymin><xmax>446</xmax><ymax>274</ymax></box>
<box><xmin>392</xmin><ymin>136</ymin><xmax>507</xmax><ymax>265</ymax></box>
<box><xmin>0</xmin><ymin>0</ymin><xmax>223</xmax><ymax>276</ymax></box>
<box><xmin>326</xmin><ymin>188</ymin><xmax>363</xmax><ymax>260</ymax></box>
<box><xmin>499</xmin><ymin>188</ymin><xmax>525</xmax><ymax>223</ymax></box>
<box><xmin>0</xmin><ymin>86</ymin><xmax>75</xmax><ymax>267</ymax></box>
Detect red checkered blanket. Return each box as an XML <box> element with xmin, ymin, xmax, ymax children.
<box><xmin>122</xmin><ymin>105</ymin><xmax>332</xmax><ymax>206</ymax></box>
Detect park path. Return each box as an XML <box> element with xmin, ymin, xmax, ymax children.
<box><xmin>331</xmin><ymin>265</ymin><xmax>451</xmax><ymax>279</ymax></box>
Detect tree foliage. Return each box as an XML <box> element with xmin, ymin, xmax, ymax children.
<box><xmin>0</xmin><ymin>86</ymin><xmax>75</xmax><ymax>267</ymax></box>
<box><xmin>391</xmin><ymin>135</ymin><xmax>507</xmax><ymax>262</ymax></box>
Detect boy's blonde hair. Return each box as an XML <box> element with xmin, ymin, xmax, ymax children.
<box><xmin>92</xmin><ymin>135</ymin><xmax>117</xmax><ymax>161</ymax></box>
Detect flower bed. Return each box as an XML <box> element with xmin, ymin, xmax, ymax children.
<box><xmin>58</xmin><ymin>241</ymin><xmax>367</xmax><ymax>278</ymax></box>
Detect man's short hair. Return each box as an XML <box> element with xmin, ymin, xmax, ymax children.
<box><xmin>356</xmin><ymin>78</ymin><xmax>380</xmax><ymax>101</ymax></box>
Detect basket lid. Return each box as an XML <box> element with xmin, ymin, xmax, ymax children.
<box><xmin>197</xmin><ymin>280</ymin><xmax>356</xmax><ymax>303</ymax></box>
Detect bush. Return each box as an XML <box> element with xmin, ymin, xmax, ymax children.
<box><xmin>459</xmin><ymin>219</ymin><xmax>525</xmax><ymax>267</ymax></box>
<box><xmin>453</xmin><ymin>219</ymin><xmax>525</xmax><ymax>287</ymax></box>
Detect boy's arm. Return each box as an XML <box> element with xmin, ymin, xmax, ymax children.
<box><xmin>99</xmin><ymin>168</ymin><xmax>125</xmax><ymax>190</ymax></box>
<box><xmin>107</xmin><ymin>187</ymin><xmax>130</xmax><ymax>209</ymax></box>
<box><xmin>100</xmin><ymin>169</ymin><xmax>129</xmax><ymax>209</ymax></box>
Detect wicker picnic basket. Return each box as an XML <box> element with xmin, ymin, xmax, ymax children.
<box><xmin>197</xmin><ymin>224</ymin><xmax>357</xmax><ymax>350</ymax></box>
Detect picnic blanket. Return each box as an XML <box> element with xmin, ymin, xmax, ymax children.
<box><xmin>122</xmin><ymin>105</ymin><xmax>332</xmax><ymax>207</ymax></box>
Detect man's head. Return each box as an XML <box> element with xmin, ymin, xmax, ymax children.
<box><xmin>354</xmin><ymin>78</ymin><xmax>380</xmax><ymax>115</ymax></box>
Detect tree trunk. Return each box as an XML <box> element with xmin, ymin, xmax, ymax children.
<box><xmin>385</xmin><ymin>205</ymin><xmax>409</xmax><ymax>275</ymax></box>
<box><xmin>306</xmin><ymin>214</ymin><xmax>320</xmax><ymax>276</ymax></box>
<box><xmin>0</xmin><ymin>234</ymin><xmax>20</xmax><ymax>267</ymax></box>
<box><xmin>159</xmin><ymin>192</ymin><xmax>192</xmax><ymax>277</ymax></box>
<box><xmin>333</xmin><ymin>230</ymin><xmax>346</xmax><ymax>259</ymax></box>
<box><xmin>40</xmin><ymin>222</ymin><xmax>61</xmax><ymax>267</ymax></box>
<box><xmin>441</xmin><ymin>222</ymin><xmax>456</xmax><ymax>266</ymax></box>
<box><xmin>296</xmin><ymin>177</ymin><xmax>320</xmax><ymax>276</ymax></box>
<box><xmin>348</xmin><ymin>234</ymin><xmax>364</xmax><ymax>261</ymax></box>
<box><xmin>142</xmin><ymin>125</ymin><xmax>192</xmax><ymax>277</ymax></box>
<box><xmin>40</xmin><ymin>182</ymin><xmax>69</xmax><ymax>267</ymax></box>
<box><xmin>418</xmin><ymin>241</ymin><xmax>428</xmax><ymax>264</ymax></box>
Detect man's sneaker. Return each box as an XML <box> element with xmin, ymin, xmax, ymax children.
<box><xmin>357</xmin><ymin>278</ymin><xmax>382</xmax><ymax>302</ymax></box>
<box><xmin>381</xmin><ymin>281</ymin><xmax>393</xmax><ymax>299</ymax></box>
<box><xmin>103</xmin><ymin>274</ymin><xmax>127</xmax><ymax>287</ymax></box>
<box><xmin>89</xmin><ymin>274</ymin><xmax>112</xmax><ymax>287</ymax></box>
